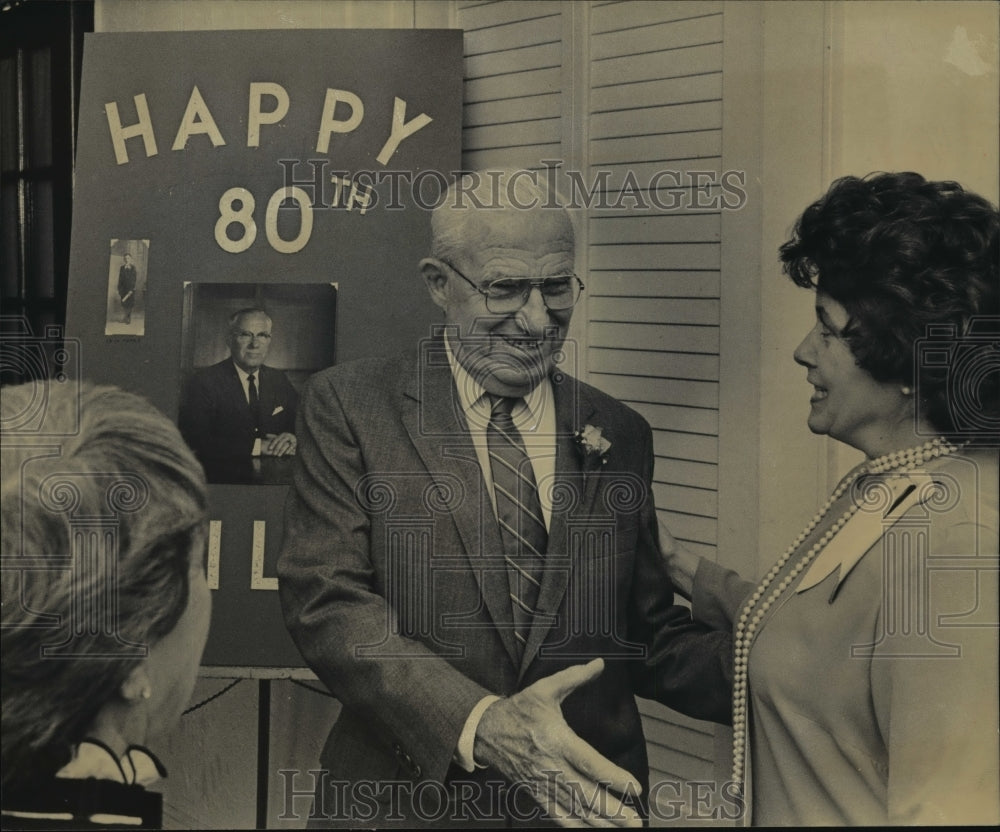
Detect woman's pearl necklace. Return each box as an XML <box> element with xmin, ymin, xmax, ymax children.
<box><xmin>730</xmin><ymin>436</ymin><xmax>962</xmax><ymax>802</ymax></box>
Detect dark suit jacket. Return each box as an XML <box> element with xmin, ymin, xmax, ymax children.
<box><xmin>178</xmin><ymin>359</ymin><xmax>298</xmax><ymax>483</ymax></box>
<box><xmin>278</xmin><ymin>338</ymin><xmax>731</xmax><ymax>825</ymax></box>
<box><xmin>117</xmin><ymin>264</ymin><xmax>136</xmax><ymax>307</ymax></box>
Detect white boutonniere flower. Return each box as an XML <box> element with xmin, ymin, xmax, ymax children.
<box><xmin>575</xmin><ymin>424</ymin><xmax>612</xmax><ymax>465</ymax></box>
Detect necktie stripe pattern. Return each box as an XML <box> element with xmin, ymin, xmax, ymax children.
<box><xmin>504</xmin><ymin>555</ymin><xmax>540</xmax><ymax>588</ymax></box>
<box><xmin>486</xmin><ymin>395</ymin><xmax>547</xmax><ymax>656</ymax></box>
<box><xmin>494</xmin><ymin>483</ymin><xmax>546</xmax><ymax>537</ymax></box>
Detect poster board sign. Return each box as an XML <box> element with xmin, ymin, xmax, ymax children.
<box><xmin>66</xmin><ymin>29</ymin><xmax>463</xmax><ymax>666</ymax></box>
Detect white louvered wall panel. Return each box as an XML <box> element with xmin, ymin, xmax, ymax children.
<box><xmin>587</xmin><ymin>0</ymin><xmax>722</xmax><ymax>560</ymax></box>
<box><xmin>458</xmin><ymin>0</ymin><xmax>565</xmax><ymax>171</ymax></box>
<box><xmin>587</xmin><ymin>1</ymin><xmax>724</xmax><ymax>820</ymax></box>
<box><xmin>456</xmin><ymin>1</ymin><xmax>728</xmax><ymax>819</ymax></box>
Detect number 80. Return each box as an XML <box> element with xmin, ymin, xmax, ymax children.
<box><xmin>214</xmin><ymin>186</ymin><xmax>314</xmax><ymax>254</ymax></box>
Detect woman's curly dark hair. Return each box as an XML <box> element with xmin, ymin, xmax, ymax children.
<box><xmin>779</xmin><ymin>171</ymin><xmax>999</xmax><ymax>437</ymax></box>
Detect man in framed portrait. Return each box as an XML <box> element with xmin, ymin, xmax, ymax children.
<box><xmin>178</xmin><ymin>307</ymin><xmax>298</xmax><ymax>483</ymax></box>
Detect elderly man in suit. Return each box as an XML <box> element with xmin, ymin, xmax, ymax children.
<box><xmin>278</xmin><ymin>171</ymin><xmax>731</xmax><ymax>827</ymax></box>
<box><xmin>178</xmin><ymin>307</ymin><xmax>298</xmax><ymax>483</ymax></box>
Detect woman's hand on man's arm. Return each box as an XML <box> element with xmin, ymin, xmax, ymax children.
<box><xmin>657</xmin><ymin>516</ymin><xmax>702</xmax><ymax>600</ymax></box>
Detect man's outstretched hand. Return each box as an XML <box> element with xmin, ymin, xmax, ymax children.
<box><xmin>474</xmin><ymin>658</ymin><xmax>643</xmax><ymax>827</ymax></box>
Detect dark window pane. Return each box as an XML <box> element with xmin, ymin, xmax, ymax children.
<box><xmin>1</xmin><ymin>55</ymin><xmax>18</xmax><ymax>173</ymax></box>
<box><xmin>26</xmin><ymin>46</ymin><xmax>52</xmax><ymax>169</ymax></box>
<box><xmin>1</xmin><ymin>0</ymin><xmax>93</xmax><ymax>342</ymax></box>
<box><xmin>27</xmin><ymin>178</ymin><xmax>54</xmax><ymax>298</ymax></box>
<box><xmin>1</xmin><ymin>182</ymin><xmax>19</xmax><ymax>297</ymax></box>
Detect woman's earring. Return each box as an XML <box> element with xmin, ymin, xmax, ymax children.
<box><xmin>901</xmin><ymin>386</ymin><xmax>913</xmax><ymax>396</ymax></box>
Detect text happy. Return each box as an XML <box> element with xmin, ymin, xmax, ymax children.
<box><xmin>104</xmin><ymin>83</ymin><xmax>432</xmax><ymax>166</ymax></box>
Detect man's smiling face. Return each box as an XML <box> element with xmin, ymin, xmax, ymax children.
<box><xmin>432</xmin><ymin>208</ymin><xmax>575</xmax><ymax>398</ymax></box>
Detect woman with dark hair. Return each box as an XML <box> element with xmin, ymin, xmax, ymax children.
<box><xmin>662</xmin><ymin>172</ymin><xmax>999</xmax><ymax>825</ymax></box>
<box><xmin>1</xmin><ymin>383</ymin><xmax>211</xmax><ymax>829</ymax></box>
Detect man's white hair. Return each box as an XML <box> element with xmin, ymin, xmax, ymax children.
<box><xmin>430</xmin><ymin>168</ymin><xmax>572</xmax><ymax>265</ymax></box>
<box><xmin>228</xmin><ymin>307</ymin><xmax>272</xmax><ymax>332</ymax></box>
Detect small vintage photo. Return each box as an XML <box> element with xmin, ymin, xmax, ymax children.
<box><xmin>104</xmin><ymin>238</ymin><xmax>149</xmax><ymax>336</ymax></box>
<box><xmin>176</xmin><ymin>281</ymin><xmax>337</xmax><ymax>486</ymax></box>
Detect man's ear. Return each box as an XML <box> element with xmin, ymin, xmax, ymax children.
<box><xmin>420</xmin><ymin>258</ymin><xmax>450</xmax><ymax>310</ymax></box>
<box><xmin>120</xmin><ymin>664</ymin><xmax>153</xmax><ymax>704</ymax></box>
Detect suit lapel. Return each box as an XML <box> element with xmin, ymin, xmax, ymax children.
<box><xmin>257</xmin><ymin>365</ymin><xmax>284</xmax><ymax>419</ymax></box>
<box><xmin>399</xmin><ymin>341</ymin><xmax>520</xmax><ymax>668</ymax></box>
<box><xmin>519</xmin><ymin>375</ymin><xmax>598</xmax><ymax>680</ymax></box>
<box><xmin>259</xmin><ymin>365</ymin><xmax>273</xmax><ymax>415</ymax></box>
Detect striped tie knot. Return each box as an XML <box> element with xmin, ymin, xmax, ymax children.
<box><xmin>488</xmin><ymin>394</ymin><xmax>517</xmax><ymax>420</ymax></box>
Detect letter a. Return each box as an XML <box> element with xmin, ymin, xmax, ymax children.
<box><xmin>172</xmin><ymin>85</ymin><xmax>226</xmax><ymax>151</ymax></box>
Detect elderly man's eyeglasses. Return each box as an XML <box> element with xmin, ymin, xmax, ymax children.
<box><xmin>442</xmin><ymin>261</ymin><xmax>585</xmax><ymax>314</ymax></box>
<box><xmin>233</xmin><ymin>331</ymin><xmax>272</xmax><ymax>342</ymax></box>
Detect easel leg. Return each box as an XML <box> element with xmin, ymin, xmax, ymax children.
<box><xmin>257</xmin><ymin>678</ymin><xmax>271</xmax><ymax>828</ymax></box>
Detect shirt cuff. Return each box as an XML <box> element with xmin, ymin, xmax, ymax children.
<box><xmin>691</xmin><ymin>557</ymin><xmax>755</xmax><ymax>632</ymax></box>
<box><xmin>453</xmin><ymin>695</ymin><xmax>501</xmax><ymax>773</ymax></box>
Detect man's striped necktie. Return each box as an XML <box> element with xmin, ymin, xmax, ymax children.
<box><xmin>486</xmin><ymin>395</ymin><xmax>548</xmax><ymax>657</ymax></box>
